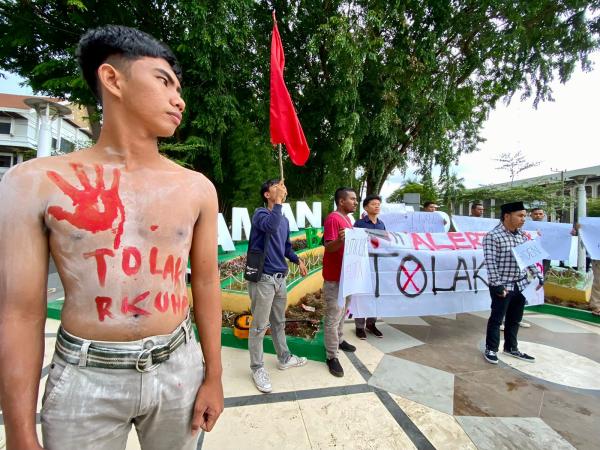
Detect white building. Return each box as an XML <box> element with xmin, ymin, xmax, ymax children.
<box><xmin>456</xmin><ymin>165</ymin><xmax>600</xmax><ymax>223</ymax></box>
<box><xmin>0</xmin><ymin>93</ymin><xmax>93</xmax><ymax>179</ymax></box>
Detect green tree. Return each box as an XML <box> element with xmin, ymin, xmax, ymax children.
<box><xmin>299</xmin><ymin>1</ymin><xmax>600</xmax><ymax>194</ymax></box>
<box><xmin>458</xmin><ymin>182</ymin><xmax>568</xmax><ymax>217</ymax></box>
<box><xmin>588</xmin><ymin>198</ymin><xmax>600</xmax><ymax>217</ymax></box>
<box><xmin>440</xmin><ymin>170</ymin><xmax>466</xmax><ymax>212</ymax></box>
<box><xmin>387</xmin><ymin>178</ymin><xmax>439</xmax><ymax>204</ymax></box>
<box><xmin>2</xmin><ymin>0</ymin><xmax>599</xmax><ymax>207</ymax></box>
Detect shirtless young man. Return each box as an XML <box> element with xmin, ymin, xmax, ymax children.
<box><xmin>0</xmin><ymin>26</ymin><xmax>223</xmax><ymax>450</ymax></box>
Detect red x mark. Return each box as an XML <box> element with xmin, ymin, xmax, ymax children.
<box><xmin>401</xmin><ymin>264</ymin><xmax>423</xmax><ymax>292</ymax></box>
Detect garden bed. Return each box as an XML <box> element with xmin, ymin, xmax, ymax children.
<box><xmin>221</xmin><ymin>289</ymin><xmax>325</xmax><ymax>339</ymax></box>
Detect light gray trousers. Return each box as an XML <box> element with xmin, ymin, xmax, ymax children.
<box><xmin>248</xmin><ymin>274</ymin><xmax>291</xmax><ymax>371</ymax></box>
<box><xmin>323</xmin><ymin>281</ymin><xmax>350</xmax><ymax>359</ymax></box>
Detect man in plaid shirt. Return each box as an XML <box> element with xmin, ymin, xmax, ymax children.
<box><xmin>482</xmin><ymin>202</ymin><xmax>544</xmax><ymax>364</ymax></box>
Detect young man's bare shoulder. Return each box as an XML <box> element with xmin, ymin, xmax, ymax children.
<box><xmin>164</xmin><ymin>161</ymin><xmax>216</xmax><ymax>198</ymax></box>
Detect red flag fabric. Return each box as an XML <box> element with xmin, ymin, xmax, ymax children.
<box><xmin>270</xmin><ymin>13</ymin><xmax>310</xmax><ymax>166</ymax></box>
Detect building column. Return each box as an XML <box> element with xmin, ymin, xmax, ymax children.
<box><xmin>490</xmin><ymin>199</ymin><xmax>495</xmax><ymax>219</ymax></box>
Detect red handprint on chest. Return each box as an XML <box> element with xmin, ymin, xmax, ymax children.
<box><xmin>47</xmin><ymin>163</ymin><xmax>126</xmax><ymax>249</ymax></box>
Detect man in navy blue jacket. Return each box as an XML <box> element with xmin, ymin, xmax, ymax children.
<box><xmin>353</xmin><ymin>195</ymin><xmax>385</xmax><ymax>339</ymax></box>
<box><xmin>247</xmin><ymin>179</ymin><xmax>308</xmax><ymax>393</ymax></box>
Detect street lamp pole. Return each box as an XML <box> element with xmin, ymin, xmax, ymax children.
<box><xmin>569</xmin><ymin>174</ymin><xmax>592</xmax><ymax>271</ymax></box>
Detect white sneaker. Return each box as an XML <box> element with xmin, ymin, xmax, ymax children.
<box><xmin>0</xmin><ymin>427</ymin><xmax>5</xmax><ymax>449</ymax></box>
<box><xmin>277</xmin><ymin>354</ymin><xmax>308</xmax><ymax>370</ymax></box>
<box><xmin>500</xmin><ymin>323</ymin><xmax>505</xmax><ymax>331</ymax></box>
<box><xmin>519</xmin><ymin>321</ymin><xmax>531</xmax><ymax>328</ymax></box>
<box><xmin>252</xmin><ymin>367</ymin><xmax>272</xmax><ymax>393</ymax></box>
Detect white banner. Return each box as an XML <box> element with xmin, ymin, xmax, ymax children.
<box><xmin>522</xmin><ymin>220</ymin><xmax>573</xmax><ymax>260</ymax></box>
<box><xmin>579</xmin><ymin>217</ymin><xmax>600</xmax><ymax>260</ymax></box>
<box><xmin>379</xmin><ymin>211</ymin><xmax>445</xmax><ymax>233</ymax></box>
<box><xmin>340</xmin><ymin>228</ymin><xmax>373</xmax><ymax>300</ymax></box>
<box><xmin>341</xmin><ymin>230</ymin><xmax>544</xmax><ymax>318</ymax></box>
<box><xmin>511</xmin><ymin>239</ymin><xmax>549</xmax><ymax>270</ymax></box>
<box><xmin>451</xmin><ymin>215</ymin><xmax>498</xmax><ymax>232</ymax></box>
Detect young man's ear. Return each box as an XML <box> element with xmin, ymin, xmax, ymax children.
<box><xmin>97</xmin><ymin>63</ymin><xmax>125</xmax><ymax>100</ymax></box>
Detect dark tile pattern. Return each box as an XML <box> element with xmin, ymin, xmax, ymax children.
<box><xmin>387</xmin><ymin>313</ymin><xmax>600</xmax><ymax>450</ymax></box>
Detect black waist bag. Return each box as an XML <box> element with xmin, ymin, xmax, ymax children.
<box><xmin>244</xmin><ymin>231</ymin><xmax>272</xmax><ymax>282</ymax></box>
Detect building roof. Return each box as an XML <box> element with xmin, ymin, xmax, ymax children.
<box><xmin>0</xmin><ymin>92</ymin><xmax>92</xmax><ymax>135</ymax></box>
<box><xmin>0</xmin><ymin>92</ymin><xmax>61</xmax><ymax>110</ymax></box>
<box><xmin>480</xmin><ymin>165</ymin><xmax>600</xmax><ymax>189</ymax></box>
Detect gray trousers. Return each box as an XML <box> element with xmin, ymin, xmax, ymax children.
<box><xmin>41</xmin><ymin>319</ymin><xmax>203</xmax><ymax>450</ymax></box>
<box><xmin>248</xmin><ymin>274</ymin><xmax>291</xmax><ymax>371</ymax></box>
<box><xmin>591</xmin><ymin>260</ymin><xmax>600</xmax><ymax>311</ymax></box>
<box><xmin>323</xmin><ymin>281</ymin><xmax>350</xmax><ymax>359</ymax></box>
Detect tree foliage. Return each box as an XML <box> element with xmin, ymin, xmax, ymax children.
<box><xmin>387</xmin><ymin>178</ymin><xmax>439</xmax><ymax>204</ymax></box>
<box><xmin>458</xmin><ymin>182</ymin><xmax>570</xmax><ymax>217</ymax></box>
<box><xmin>588</xmin><ymin>198</ymin><xmax>600</xmax><ymax>217</ymax></box>
<box><xmin>1</xmin><ymin>0</ymin><xmax>599</xmax><ymax>211</ymax></box>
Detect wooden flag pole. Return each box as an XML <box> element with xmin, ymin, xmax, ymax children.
<box><xmin>278</xmin><ymin>143</ymin><xmax>284</xmax><ymax>181</ymax></box>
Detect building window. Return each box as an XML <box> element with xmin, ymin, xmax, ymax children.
<box><xmin>0</xmin><ymin>153</ymin><xmax>13</xmax><ymax>168</ymax></box>
<box><xmin>59</xmin><ymin>138</ymin><xmax>75</xmax><ymax>153</ymax></box>
<box><xmin>52</xmin><ymin>138</ymin><xmax>57</xmax><ymax>150</ymax></box>
<box><xmin>0</xmin><ymin>121</ymin><xmax>11</xmax><ymax>134</ymax></box>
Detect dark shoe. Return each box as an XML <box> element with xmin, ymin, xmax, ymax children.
<box><xmin>366</xmin><ymin>324</ymin><xmax>383</xmax><ymax>338</ymax></box>
<box><xmin>326</xmin><ymin>358</ymin><xmax>344</xmax><ymax>377</ymax></box>
<box><xmin>356</xmin><ymin>328</ymin><xmax>367</xmax><ymax>340</ymax></box>
<box><xmin>503</xmin><ymin>349</ymin><xmax>535</xmax><ymax>362</ymax></box>
<box><xmin>483</xmin><ymin>349</ymin><xmax>498</xmax><ymax>364</ymax></box>
<box><xmin>339</xmin><ymin>340</ymin><xmax>356</xmax><ymax>352</ymax></box>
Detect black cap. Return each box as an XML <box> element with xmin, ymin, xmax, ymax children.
<box><xmin>500</xmin><ymin>202</ymin><xmax>526</xmax><ymax>215</ymax></box>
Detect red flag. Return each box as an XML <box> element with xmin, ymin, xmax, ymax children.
<box><xmin>270</xmin><ymin>12</ymin><xmax>310</xmax><ymax>166</ymax></box>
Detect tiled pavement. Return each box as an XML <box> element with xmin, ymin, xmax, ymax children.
<box><xmin>1</xmin><ymin>311</ymin><xmax>599</xmax><ymax>449</ymax></box>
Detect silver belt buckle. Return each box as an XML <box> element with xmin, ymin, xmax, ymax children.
<box><xmin>135</xmin><ymin>343</ymin><xmax>168</xmax><ymax>373</ymax></box>
<box><xmin>274</xmin><ymin>273</ymin><xmax>284</xmax><ymax>280</ymax></box>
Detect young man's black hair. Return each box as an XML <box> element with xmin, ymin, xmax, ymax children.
<box><xmin>423</xmin><ymin>201</ymin><xmax>436</xmax><ymax>208</ymax></box>
<box><xmin>260</xmin><ymin>178</ymin><xmax>281</xmax><ymax>203</ymax></box>
<box><xmin>471</xmin><ymin>202</ymin><xmax>483</xmax><ymax>208</ymax></box>
<box><xmin>362</xmin><ymin>194</ymin><xmax>381</xmax><ymax>208</ymax></box>
<box><xmin>334</xmin><ymin>187</ymin><xmax>356</xmax><ymax>206</ymax></box>
<box><xmin>76</xmin><ymin>25</ymin><xmax>182</xmax><ymax>101</ymax></box>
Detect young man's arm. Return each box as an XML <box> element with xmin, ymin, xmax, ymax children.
<box><xmin>253</xmin><ymin>204</ymin><xmax>283</xmax><ymax>233</ymax></box>
<box><xmin>189</xmin><ymin>180</ymin><xmax>223</xmax><ymax>434</ymax></box>
<box><xmin>324</xmin><ymin>216</ymin><xmax>345</xmax><ymax>253</ymax></box>
<box><xmin>0</xmin><ymin>167</ymin><xmax>48</xmax><ymax>449</ymax></box>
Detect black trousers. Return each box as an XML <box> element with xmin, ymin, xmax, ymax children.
<box><xmin>485</xmin><ymin>287</ymin><xmax>526</xmax><ymax>352</ymax></box>
<box><xmin>355</xmin><ymin>317</ymin><xmax>376</xmax><ymax>329</ymax></box>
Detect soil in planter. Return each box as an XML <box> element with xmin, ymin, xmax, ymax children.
<box><xmin>221</xmin><ymin>289</ymin><xmax>325</xmax><ymax>340</ymax></box>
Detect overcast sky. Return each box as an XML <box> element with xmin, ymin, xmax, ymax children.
<box><xmin>3</xmin><ymin>52</ymin><xmax>600</xmax><ymax>200</ymax></box>
<box><xmin>382</xmin><ymin>51</ymin><xmax>600</xmax><ymax>199</ymax></box>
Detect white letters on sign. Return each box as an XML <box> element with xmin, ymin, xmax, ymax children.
<box><xmin>296</xmin><ymin>201</ymin><xmax>322</xmax><ymax>228</ymax></box>
<box><xmin>217</xmin><ymin>213</ymin><xmax>235</xmax><ymax>251</ymax></box>
<box><xmin>231</xmin><ymin>207</ymin><xmax>252</xmax><ymax>241</ymax></box>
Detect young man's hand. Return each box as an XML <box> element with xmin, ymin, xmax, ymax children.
<box><xmin>191</xmin><ymin>377</ymin><xmax>224</xmax><ymax>434</ymax></box>
<box><xmin>299</xmin><ymin>259</ymin><xmax>308</xmax><ymax>277</ymax></box>
<box><xmin>273</xmin><ymin>182</ymin><xmax>287</xmax><ymax>204</ymax></box>
<box><xmin>337</xmin><ymin>228</ymin><xmax>346</xmax><ymax>242</ymax></box>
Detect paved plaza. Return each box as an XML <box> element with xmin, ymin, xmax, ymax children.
<box><xmin>1</xmin><ymin>308</ymin><xmax>599</xmax><ymax>450</ymax></box>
